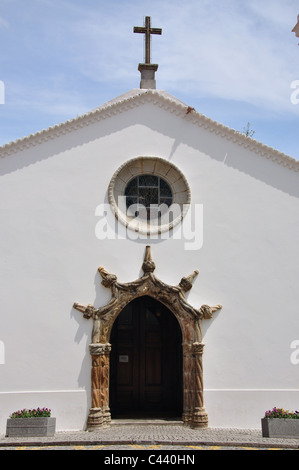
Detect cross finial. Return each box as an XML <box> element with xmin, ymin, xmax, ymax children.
<box><xmin>133</xmin><ymin>16</ymin><xmax>162</xmax><ymax>89</ymax></box>
<box><xmin>134</xmin><ymin>16</ymin><xmax>162</xmax><ymax>64</ymax></box>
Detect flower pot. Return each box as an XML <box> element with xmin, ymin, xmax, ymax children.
<box><xmin>261</xmin><ymin>418</ymin><xmax>299</xmax><ymax>439</ymax></box>
<box><xmin>6</xmin><ymin>417</ymin><xmax>56</xmax><ymax>437</ymax></box>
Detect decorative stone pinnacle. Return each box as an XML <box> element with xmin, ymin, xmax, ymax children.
<box><xmin>98</xmin><ymin>266</ymin><xmax>117</xmax><ymax>287</ymax></box>
<box><xmin>142</xmin><ymin>245</ymin><xmax>156</xmax><ymax>273</ymax></box>
<box><xmin>73</xmin><ymin>302</ymin><xmax>96</xmax><ymax>319</ymax></box>
<box><xmin>179</xmin><ymin>270</ymin><xmax>199</xmax><ymax>292</ymax></box>
<box><xmin>199</xmin><ymin>304</ymin><xmax>222</xmax><ymax>319</ymax></box>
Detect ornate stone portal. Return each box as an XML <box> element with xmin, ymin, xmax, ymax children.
<box><xmin>73</xmin><ymin>246</ymin><xmax>222</xmax><ymax>430</ymax></box>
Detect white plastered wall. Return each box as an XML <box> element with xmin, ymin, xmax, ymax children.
<box><xmin>0</xmin><ymin>100</ymin><xmax>298</xmax><ymax>431</ymax></box>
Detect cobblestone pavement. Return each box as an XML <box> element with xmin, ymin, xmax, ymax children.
<box><xmin>0</xmin><ymin>443</ymin><xmax>298</xmax><ymax>451</ymax></box>
<box><xmin>1</xmin><ymin>422</ymin><xmax>299</xmax><ymax>451</ymax></box>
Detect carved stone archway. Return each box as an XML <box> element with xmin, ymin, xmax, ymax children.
<box><xmin>73</xmin><ymin>246</ymin><xmax>222</xmax><ymax>430</ymax></box>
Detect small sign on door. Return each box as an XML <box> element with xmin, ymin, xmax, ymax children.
<box><xmin>119</xmin><ymin>355</ymin><xmax>129</xmax><ymax>363</ymax></box>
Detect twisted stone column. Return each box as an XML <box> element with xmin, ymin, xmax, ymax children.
<box><xmin>87</xmin><ymin>343</ymin><xmax>111</xmax><ymax>431</ymax></box>
<box><xmin>182</xmin><ymin>343</ymin><xmax>193</xmax><ymax>425</ymax></box>
<box><xmin>190</xmin><ymin>342</ymin><xmax>208</xmax><ymax>428</ymax></box>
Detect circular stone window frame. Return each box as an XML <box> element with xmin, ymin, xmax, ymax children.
<box><xmin>108</xmin><ymin>156</ymin><xmax>191</xmax><ymax>235</ymax></box>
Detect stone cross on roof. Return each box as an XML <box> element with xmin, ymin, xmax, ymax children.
<box><xmin>134</xmin><ymin>16</ymin><xmax>162</xmax><ymax>90</ymax></box>
<box><xmin>134</xmin><ymin>16</ymin><xmax>162</xmax><ymax>64</ymax></box>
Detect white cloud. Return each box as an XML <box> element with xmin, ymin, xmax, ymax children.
<box><xmin>151</xmin><ymin>0</ymin><xmax>299</xmax><ymax>114</ymax></box>
<box><xmin>36</xmin><ymin>0</ymin><xmax>297</xmax><ymax>115</ymax></box>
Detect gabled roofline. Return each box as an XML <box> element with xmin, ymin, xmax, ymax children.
<box><xmin>0</xmin><ymin>88</ymin><xmax>298</xmax><ymax>173</ymax></box>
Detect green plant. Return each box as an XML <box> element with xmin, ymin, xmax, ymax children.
<box><xmin>241</xmin><ymin>122</ymin><xmax>255</xmax><ymax>138</ymax></box>
<box><xmin>264</xmin><ymin>407</ymin><xmax>299</xmax><ymax>419</ymax></box>
<box><xmin>10</xmin><ymin>407</ymin><xmax>51</xmax><ymax>418</ymax></box>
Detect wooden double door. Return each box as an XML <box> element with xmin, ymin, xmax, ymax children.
<box><xmin>109</xmin><ymin>296</ymin><xmax>182</xmax><ymax>418</ymax></box>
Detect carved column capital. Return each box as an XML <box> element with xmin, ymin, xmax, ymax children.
<box><xmin>192</xmin><ymin>342</ymin><xmax>205</xmax><ymax>355</ymax></box>
<box><xmin>89</xmin><ymin>343</ymin><xmax>111</xmax><ymax>356</ymax></box>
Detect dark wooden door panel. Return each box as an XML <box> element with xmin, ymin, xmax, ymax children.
<box><xmin>116</xmin><ymin>347</ymin><xmax>135</xmax><ymax>385</ymax></box>
<box><xmin>144</xmin><ymin>347</ymin><xmax>162</xmax><ymax>385</ymax></box>
<box><xmin>110</xmin><ymin>296</ymin><xmax>182</xmax><ymax>417</ymax></box>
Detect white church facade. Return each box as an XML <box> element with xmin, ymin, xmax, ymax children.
<box><xmin>0</xmin><ymin>18</ymin><xmax>299</xmax><ymax>433</ymax></box>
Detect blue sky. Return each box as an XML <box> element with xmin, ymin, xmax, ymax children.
<box><xmin>0</xmin><ymin>0</ymin><xmax>298</xmax><ymax>160</ymax></box>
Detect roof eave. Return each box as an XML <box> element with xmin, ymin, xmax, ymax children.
<box><xmin>0</xmin><ymin>88</ymin><xmax>298</xmax><ymax>173</ymax></box>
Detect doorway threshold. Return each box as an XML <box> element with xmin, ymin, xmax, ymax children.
<box><xmin>111</xmin><ymin>418</ymin><xmax>183</xmax><ymax>426</ymax></box>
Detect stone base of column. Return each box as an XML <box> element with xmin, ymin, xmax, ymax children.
<box><xmin>86</xmin><ymin>407</ymin><xmax>111</xmax><ymax>431</ymax></box>
<box><xmin>189</xmin><ymin>407</ymin><xmax>209</xmax><ymax>429</ymax></box>
<box><xmin>102</xmin><ymin>406</ymin><xmax>111</xmax><ymax>426</ymax></box>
